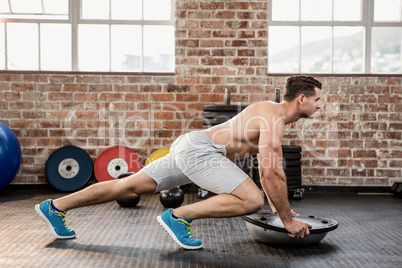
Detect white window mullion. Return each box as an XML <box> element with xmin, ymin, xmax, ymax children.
<box><xmin>71</xmin><ymin>0</ymin><xmax>79</xmax><ymax>71</ymax></box>
<box><xmin>364</xmin><ymin>0</ymin><xmax>373</xmax><ymax>73</ymax></box>
<box><xmin>38</xmin><ymin>23</ymin><xmax>41</xmax><ymax>70</ymax></box>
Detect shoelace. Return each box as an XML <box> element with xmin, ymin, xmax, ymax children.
<box><xmin>177</xmin><ymin>219</ymin><xmax>194</xmax><ymax>239</ymax></box>
<box><xmin>55</xmin><ymin>211</ymin><xmax>69</xmax><ymax>229</ymax></box>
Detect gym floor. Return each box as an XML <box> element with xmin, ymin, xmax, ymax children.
<box><xmin>0</xmin><ymin>187</ymin><xmax>401</xmax><ymax>268</ymax></box>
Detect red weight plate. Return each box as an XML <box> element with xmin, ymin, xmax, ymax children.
<box><xmin>94</xmin><ymin>146</ymin><xmax>141</xmax><ymax>182</ymax></box>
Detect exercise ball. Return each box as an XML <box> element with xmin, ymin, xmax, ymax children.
<box><xmin>0</xmin><ymin>122</ymin><xmax>22</xmax><ymax>191</ymax></box>
<box><xmin>160</xmin><ymin>187</ymin><xmax>184</xmax><ymax>208</ymax></box>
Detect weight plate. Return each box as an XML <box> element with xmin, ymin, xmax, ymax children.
<box><xmin>45</xmin><ymin>146</ymin><xmax>93</xmax><ymax>192</ymax></box>
<box><xmin>203</xmin><ymin>111</ymin><xmax>239</xmax><ymax>119</ymax></box>
<box><xmin>281</xmin><ymin>145</ymin><xmax>302</xmax><ymax>153</ymax></box>
<box><xmin>94</xmin><ymin>146</ymin><xmax>141</xmax><ymax>182</ymax></box>
<box><xmin>284</xmin><ymin>167</ymin><xmax>302</xmax><ymax>176</ymax></box>
<box><xmin>203</xmin><ymin>105</ymin><xmax>248</xmax><ymax>112</ymax></box>
<box><xmin>283</xmin><ymin>153</ymin><xmax>301</xmax><ymax>160</ymax></box>
<box><xmin>145</xmin><ymin>147</ymin><xmax>170</xmax><ymax>166</ymax></box>
<box><xmin>203</xmin><ymin>117</ymin><xmax>232</xmax><ymax>126</ymax></box>
<box><xmin>283</xmin><ymin>160</ymin><xmax>301</xmax><ymax>168</ymax></box>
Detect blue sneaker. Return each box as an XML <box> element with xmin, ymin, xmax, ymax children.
<box><xmin>35</xmin><ymin>200</ymin><xmax>76</xmax><ymax>239</ymax></box>
<box><xmin>156</xmin><ymin>209</ymin><xmax>202</xmax><ymax>249</ymax></box>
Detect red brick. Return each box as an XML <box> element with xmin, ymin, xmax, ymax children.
<box><xmin>77</xmin><ymin>76</ymin><xmax>100</xmax><ymax>83</ymax></box>
<box><xmin>23</xmin><ymin>75</ymin><xmax>48</xmax><ymax>83</ymax></box>
<box><xmin>151</xmin><ymin>93</ymin><xmax>174</xmax><ymax>102</ymax></box>
<box><xmin>200</xmin><ymin>94</ymin><xmax>224</xmax><ymax>102</ymax></box>
<box><xmin>38</xmin><ymin>84</ymin><xmax>62</xmax><ymax>92</ymax></box>
<box><xmin>76</xmin><ymin>111</ymin><xmax>98</xmax><ymax>120</ymax></box>
<box><xmin>200</xmin><ymin>2</ymin><xmax>224</xmax><ymax>10</ymax></box>
<box><xmin>49</xmin><ymin>93</ymin><xmax>72</xmax><ymax>101</ymax></box>
<box><xmin>354</xmin><ymin>150</ymin><xmax>377</xmax><ymax>158</ymax></box>
<box><xmin>154</xmin><ymin>112</ymin><xmax>174</xmax><ymax>120</ymax></box>
<box><xmin>1</xmin><ymin>91</ymin><xmax>20</xmax><ymax>100</ymax></box>
<box><xmin>200</xmin><ymin>40</ymin><xmax>224</xmax><ymax>48</ymax></box>
<box><xmin>200</xmin><ymin>21</ymin><xmax>225</xmax><ymax>29</ymax></box>
<box><xmin>213</xmin><ymin>11</ymin><xmax>235</xmax><ymax>19</ymax></box>
<box><xmin>201</xmin><ymin>57</ymin><xmax>223</xmax><ymax>66</ymax></box>
<box><xmin>12</xmin><ymin>83</ymin><xmax>35</xmax><ymax>91</ymax></box>
<box><xmin>328</xmin><ymin>149</ymin><xmax>352</xmax><ymax>158</ymax></box>
<box><xmin>237</xmin><ymin>12</ymin><xmax>254</xmax><ymax>19</ymax></box>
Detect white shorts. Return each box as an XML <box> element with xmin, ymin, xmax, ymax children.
<box><xmin>141</xmin><ymin>131</ymin><xmax>249</xmax><ymax>194</ymax></box>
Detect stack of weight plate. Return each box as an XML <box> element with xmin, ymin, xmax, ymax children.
<box><xmin>251</xmin><ymin>145</ymin><xmax>304</xmax><ymax>199</ymax></box>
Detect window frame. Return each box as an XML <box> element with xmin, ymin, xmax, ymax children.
<box><xmin>267</xmin><ymin>0</ymin><xmax>402</xmax><ymax>74</ymax></box>
<box><xmin>0</xmin><ymin>0</ymin><xmax>175</xmax><ymax>73</ymax></box>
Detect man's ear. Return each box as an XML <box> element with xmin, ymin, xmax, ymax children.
<box><xmin>298</xmin><ymin>94</ymin><xmax>305</xmax><ymax>105</ymax></box>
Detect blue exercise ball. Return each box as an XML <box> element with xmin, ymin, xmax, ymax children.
<box><xmin>0</xmin><ymin>122</ymin><xmax>22</xmax><ymax>191</ymax></box>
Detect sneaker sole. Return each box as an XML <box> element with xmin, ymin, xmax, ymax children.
<box><xmin>35</xmin><ymin>204</ymin><xmax>76</xmax><ymax>239</ymax></box>
<box><xmin>156</xmin><ymin>215</ymin><xmax>202</xmax><ymax>250</ymax></box>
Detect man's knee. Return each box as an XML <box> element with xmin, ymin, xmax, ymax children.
<box><xmin>246</xmin><ymin>192</ymin><xmax>264</xmax><ymax>214</ymax></box>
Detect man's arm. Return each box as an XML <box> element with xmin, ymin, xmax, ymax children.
<box><xmin>258</xmin><ymin>117</ymin><xmax>311</xmax><ymax>238</ymax></box>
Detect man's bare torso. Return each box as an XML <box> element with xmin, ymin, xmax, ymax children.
<box><xmin>202</xmin><ymin>101</ymin><xmax>286</xmax><ymax>161</ymax></box>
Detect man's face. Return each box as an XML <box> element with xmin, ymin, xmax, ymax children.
<box><xmin>302</xmin><ymin>87</ymin><xmax>321</xmax><ymax>118</ymax></box>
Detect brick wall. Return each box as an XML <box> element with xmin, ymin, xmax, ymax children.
<box><xmin>0</xmin><ymin>0</ymin><xmax>401</xmax><ymax>187</ymax></box>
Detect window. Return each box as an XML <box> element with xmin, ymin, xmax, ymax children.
<box><xmin>0</xmin><ymin>0</ymin><xmax>175</xmax><ymax>72</ymax></box>
<box><xmin>268</xmin><ymin>0</ymin><xmax>402</xmax><ymax>74</ymax></box>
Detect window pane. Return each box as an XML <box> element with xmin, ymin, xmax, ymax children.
<box><xmin>0</xmin><ymin>23</ymin><xmax>4</xmax><ymax>69</ymax></box>
<box><xmin>301</xmin><ymin>0</ymin><xmax>331</xmax><ymax>21</ymax></box>
<box><xmin>10</xmin><ymin>0</ymin><xmax>42</xmax><ymax>13</ymax></box>
<box><xmin>301</xmin><ymin>27</ymin><xmax>331</xmax><ymax>73</ymax></box>
<box><xmin>111</xmin><ymin>0</ymin><xmax>142</xmax><ymax>20</ymax></box>
<box><xmin>143</xmin><ymin>26</ymin><xmax>174</xmax><ymax>72</ymax></box>
<box><xmin>374</xmin><ymin>0</ymin><xmax>401</xmax><ymax>22</ymax></box>
<box><xmin>43</xmin><ymin>0</ymin><xmax>68</xmax><ymax>14</ymax></box>
<box><xmin>334</xmin><ymin>0</ymin><xmax>361</xmax><ymax>21</ymax></box>
<box><xmin>41</xmin><ymin>24</ymin><xmax>71</xmax><ymax>71</ymax></box>
<box><xmin>0</xmin><ymin>0</ymin><xmax>10</xmax><ymax>12</ymax></box>
<box><xmin>111</xmin><ymin>25</ymin><xmax>142</xmax><ymax>71</ymax></box>
<box><xmin>334</xmin><ymin>27</ymin><xmax>364</xmax><ymax>73</ymax></box>
<box><xmin>78</xmin><ymin>25</ymin><xmax>109</xmax><ymax>71</ymax></box>
<box><xmin>7</xmin><ymin>23</ymin><xmax>38</xmax><ymax>70</ymax></box>
<box><xmin>272</xmin><ymin>0</ymin><xmax>299</xmax><ymax>21</ymax></box>
<box><xmin>82</xmin><ymin>0</ymin><xmax>109</xmax><ymax>19</ymax></box>
<box><xmin>372</xmin><ymin>27</ymin><xmax>402</xmax><ymax>73</ymax></box>
<box><xmin>268</xmin><ymin>26</ymin><xmax>299</xmax><ymax>73</ymax></box>
<box><xmin>144</xmin><ymin>0</ymin><xmax>171</xmax><ymax>20</ymax></box>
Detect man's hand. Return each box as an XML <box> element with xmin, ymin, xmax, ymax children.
<box><xmin>284</xmin><ymin>218</ymin><xmax>312</xmax><ymax>238</ymax></box>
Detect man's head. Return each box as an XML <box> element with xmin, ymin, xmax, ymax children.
<box><xmin>283</xmin><ymin>75</ymin><xmax>322</xmax><ymax>102</ymax></box>
<box><xmin>284</xmin><ymin>75</ymin><xmax>322</xmax><ymax>118</ymax></box>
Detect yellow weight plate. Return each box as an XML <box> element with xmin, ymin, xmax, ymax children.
<box><xmin>145</xmin><ymin>148</ymin><xmax>170</xmax><ymax>166</ymax></box>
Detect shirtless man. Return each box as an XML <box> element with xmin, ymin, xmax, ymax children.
<box><xmin>36</xmin><ymin>75</ymin><xmax>321</xmax><ymax>250</ymax></box>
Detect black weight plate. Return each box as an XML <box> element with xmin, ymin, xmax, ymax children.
<box><xmin>45</xmin><ymin>146</ymin><xmax>93</xmax><ymax>192</ymax></box>
<box><xmin>286</xmin><ymin>175</ymin><xmax>302</xmax><ymax>181</ymax></box>
<box><xmin>203</xmin><ymin>105</ymin><xmax>248</xmax><ymax>112</ymax></box>
<box><xmin>284</xmin><ymin>167</ymin><xmax>302</xmax><ymax>176</ymax></box>
<box><xmin>283</xmin><ymin>153</ymin><xmax>301</xmax><ymax>160</ymax></box>
<box><xmin>281</xmin><ymin>145</ymin><xmax>302</xmax><ymax>153</ymax></box>
<box><xmin>203</xmin><ymin>111</ymin><xmax>239</xmax><ymax>119</ymax></box>
<box><xmin>203</xmin><ymin>117</ymin><xmax>232</xmax><ymax>125</ymax></box>
<box><xmin>283</xmin><ymin>160</ymin><xmax>301</xmax><ymax>168</ymax></box>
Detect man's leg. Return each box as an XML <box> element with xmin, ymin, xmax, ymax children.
<box><xmin>173</xmin><ymin>178</ymin><xmax>264</xmax><ymax>219</ymax></box>
<box><xmin>36</xmin><ymin>171</ymin><xmax>157</xmax><ymax>239</ymax></box>
<box><xmin>53</xmin><ymin>171</ymin><xmax>157</xmax><ymax>211</ymax></box>
<box><xmin>156</xmin><ymin>178</ymin><xmax>264</xmax><ymax>250</ymax></box>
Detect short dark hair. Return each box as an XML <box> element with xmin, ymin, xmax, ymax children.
<box><xmin>283</xmin><ymin>75</ymin><xmax>322</xmax><ymax>102</ymax></box>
